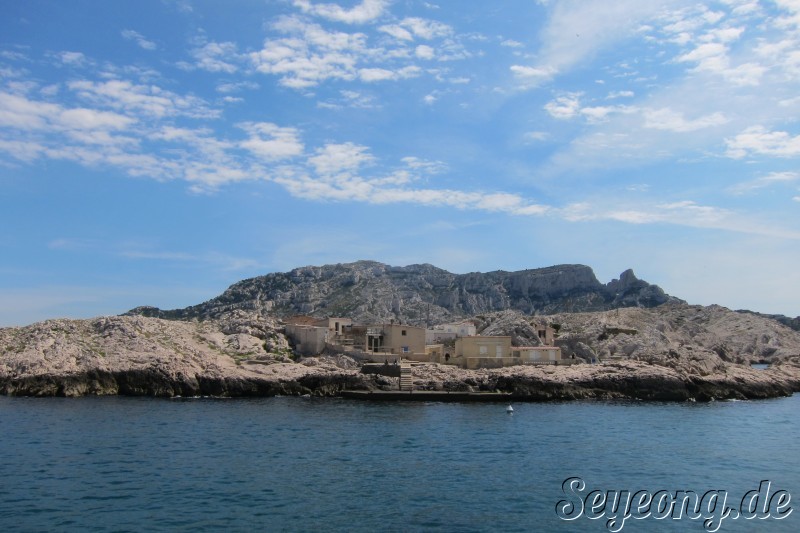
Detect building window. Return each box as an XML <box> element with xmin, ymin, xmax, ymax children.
<box><xmin>401</xmin><ymin>330</ymin><xmax>407</xmax><ymax>336</ymax></box>
<box><xmin>479</xmin><ymin>346</ymin><xmax>487</xmax><ymax>355</ymax></box>
<box><xmin>402</xmin><ymin>346</ymin><xmax>409</xmax><ymax>353</ymax></box>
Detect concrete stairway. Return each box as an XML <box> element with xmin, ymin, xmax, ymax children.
<box><xmin>399</xmin><ymin>364</ymin><xmax>413</xmax><ymax>391</ymax></box>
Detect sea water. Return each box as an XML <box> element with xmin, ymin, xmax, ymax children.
<box><xmin>1</xmin><ymin>395</ymin><xmax>798</xmax><ymax>532</ymax></box>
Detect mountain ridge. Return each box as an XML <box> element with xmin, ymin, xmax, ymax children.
<box><xmin>127</xmin><ymin>260</ymin><xmax>683</xmax><ymax>325</ymax></box>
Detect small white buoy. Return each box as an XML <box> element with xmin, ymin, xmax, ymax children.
<box><xmin>506</xmin><ymin>404</ymin><xmax>514</xmax><ymax>414</ymax></box>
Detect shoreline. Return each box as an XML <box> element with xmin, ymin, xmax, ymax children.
<box><xmin>2</xmin><ymin>359</ymin><xmax>798</xmax><ymax>402</ymax></box>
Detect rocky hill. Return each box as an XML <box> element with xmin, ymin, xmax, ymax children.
<box><xmin>0</xmin><ymin>312</ymin><xmax>363</xmax><ymax>397</ymax></box>
<box><xmin>473</xmin><ymin>304</ymin><xmax>800</xmax><ymax>368</ymax></box>
<box><xmin>128</xmin><ymin>261</ymin><xmax>681</xmax><ymax>325</ymax></box>
<box><xmin>4</xmin><ymin>261</ymin><xmax>800</xmax><ymax>400</ymax></box>
<box><xmin>3</xmin><ymin>305</ymin><xmax>800</xmax><ymax>400</ymax></box>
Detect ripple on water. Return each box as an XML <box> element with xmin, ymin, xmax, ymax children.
<box><xmin>1</xmin><ymin>395</ymin><xmax>799</xmax><ymax>532</ymax></box>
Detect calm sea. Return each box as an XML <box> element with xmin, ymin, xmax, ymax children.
<box><xmin>1</xmin><ymin>394</ymin><xmax>799</xmax><ymax>532</ymax></box>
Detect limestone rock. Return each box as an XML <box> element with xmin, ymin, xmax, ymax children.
<box><xmin>550</xmin><ymin>303</ymin><xmax>800</xmax><ymax>369</ymax></box>
<box><xmin>0</xmin><ymin>315</ymin><xmax>367</xmax><ymax>397</ymax></box>
<box><xmin>127</xmin><ymin>261</ymin><xmax>681</xmax><ymax>326</ymax></box>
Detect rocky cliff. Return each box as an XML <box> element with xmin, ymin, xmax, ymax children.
<box><xmin>128</xmin><ymin>261</ymin><xmax>680</xmax><ymax>325</ymax></box>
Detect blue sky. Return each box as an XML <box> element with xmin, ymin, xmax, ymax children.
<box><xmin>1</xmin><ymin>0</ymin><xmax>799</xmax><ymax>326</ymax></box>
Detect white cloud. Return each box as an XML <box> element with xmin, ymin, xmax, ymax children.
<box><xmin>538</xmin><ymin>0</ymin><xmax>800</xmax><ymax>177</ymax></box>
<box><xmin>701</xmin><ymin>26</ymin><xmax>745</xmax><ymax>43</ymax></box>
<box><xmin>729</xmin><ymin>171</ymin><xmax>800</xmax><ymax>194</ymax></box>
<box><xmin>501</xmin><ymin>39</ymin><xmax>523</xmax><ymax>48</ymax></box>
<box><xmin>190</xmin><ymin>41</ymin><xmax>240</xmax><ymax>73</ymax></box>
<box><xmin>0</xmin><ymin>91</ymin><xmax>60</xmax><ymax>130</ymax></box>
<box><xmin>401</xmin><ymin>156</ymin><xmax>446</xmax><ymax>174</ymax></box>
<box><xmin>580</xmin><ymin>105</ymin><xmax>635</xmax><ymax>123</ymax></box>
<box><xmin>250</xmin><ymin>12</ymin><xmax>464</xmax><ymax>89</ymax></box>
<box><xmin>514</xmin><ymin>0</ymin><xmax>689</xmax><ymax>88</ymax></box>
<box><xmin>643</xmin><ymin>107</ymin><xmax>728</xmax><ymax>132</ymax></box>
<box><xmin>398</xmin><ymin>17</ymin><xmax>452</xmax><ymax>40</ymax></box>
<box><xmin>544</xmin><ymin>93</ymin><xmax>581</xmax><ymax>119</ymax></box>
<box><xmin>359</xmin><ymin>66</ymin><xmax>420</xmax><ymax>82</ymax></box>
<box><xmin>564</xmin><ymin>198</ymin><xmax>797</xmax><ymax>238</ymax></box>
<box><xmin>0</xmin><ymin>91</ymin><xmax>135</xmax><ymax>145</ymax></box>
<box><xmin>318</xmin><ymin>89</ymin><xmax>378</xmax><ymax>109</ymax></box>
<box><xmin>726</xmin><ymin>126</ymin><xmax>800</xmax><ymax>158</ymax></box>
<box><xmin>273</xmin><ymin>169</ymin><xmax>552</xmax><ymax>217</ymax></box>
<box><xmin>774</xmin><ymin>0</ymin><xmax>800</xmax><ymax>28</ymax></box>
<box><xmin>59</xmin><ymin>51</ymin><xmax>87</xmax><ymax>66</ymax></box>
<box><xmin>0</xmin><ymin>139</ymin><xmax>44</xmax><ymax>162</ymax></box>
<box><xmin>415</xmin><ymin>45</ymin><xmax>435</xmax><ymax>60</ymax></box>
<box><xmin>308</xmin><ymin>142</ymin><xmax>374</xmax><ymax>176</ymax></box>
<box><xmin>524</xmin><ymin>131</ymin><xmax>549</xmax><ymax>143</ymax></box>
<box><xmin>238</xmin><ymin>122</ymin><xmax>305</xmax><ymax>161</ymax></box>
<box><xmin>607</xmin><ymin>90</ymin><xmax>634</xmax><ymax>99</ymax></box>
<box><xmin>0</xmin><ymin>87</ymin><xmax>273</xmax><ymax>190</ymax></box>
<box><xmin>510</xmin><ymin>65</ymin><xmax>555</xmax><ymax>86</ymax></box>
<box><xmin>250</xmin><ymin>16</ymin><xmax>367</xmax><ymax>88</ymax></box>
<box><xmin>675</xmin><ymin>40</ymin><xmax>765</xmax><ymax>86</ymax></box>
<box><xmin>216</xmin><ymin>81</ymin><xmax>259</xmax><ymax>93</ymax></box>
<box><xmin>58</xmin><ymin>107</ymin><xmax>135</xmax><ymax>131</ymax></box>
<box><xmin>378</xmin><ymin>24</ymin><xmax>414</xmax><ymax>41</ymax></box>
<box><xmin>121</xmin><ymin>30</ymin><xmax>157</xmax><ymax>50</ymax></box>
<box><xmin>293</xmin><ymin>0</ymin><xmax>389</xmax><ymax>24</ymax></box>
<box><xmin>68</xmin><ymin>79</ymin><xmax>218</xmax><ymax>119</ymax></box>
<box><xmin>676</xmin><ymin>42</ymin><xmax>728</xmax><ymax>64</ymax></box>
<box><xmin>268</xmin><ymin>144</ymin><xmax>551</xmax><ymax>217</ymax></box>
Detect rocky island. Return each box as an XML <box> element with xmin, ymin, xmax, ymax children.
<box><xmin>2</xmin><ymin>261</ymin><xmax>800</xmax><ymax>401</ymax></box>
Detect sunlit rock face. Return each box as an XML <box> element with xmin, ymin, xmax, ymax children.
<box><xmin>128</xmin><ymin>261</ymin><xmax>680</xmax><ymax>326</ymax></box>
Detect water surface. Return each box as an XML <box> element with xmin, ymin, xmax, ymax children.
<box><xmin>1</xmin><ymin>395</ymin><xmax>798</xmax><ymax>532</ymax></box>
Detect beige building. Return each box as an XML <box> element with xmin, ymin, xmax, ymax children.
<box><xmin>378</xmin><ymin>324</ymin><xmax>426</xmax><ymax>357</ymax></box>
<box><xmin>451</xmin><ymin>336</ymin><xmax>512</xmax><ymax>369</ymax></box>
<box><xmin>512</xmin><ymin>346</ymin><xmax>562</xmax><ymax>363</ymax></box>
<box><xmin>284</xmin><ymin>316</ymin><xmax>353</xmax><ymax>356</ymax></box>
<box><xmin>444</xmin><ymin>335</ymin><xmax>564</xmax><ymax>369</ymax></box>
<box><xmin>425</xmin><ymin>320</ymin><xmax>477</xmax><ymax>344</ymax></box>
<box><xmin>317</xmin><ymin>317</ymin><xmax>352</xmax><ymax>341</ymax></box>
<box><xmin>534</xmin><ymin>324</ymin><xmax>556</xmax><ymax>346</ymax></box>
<box><xmin>339</xmin><ymin>323</ymin><xmax>426</xmax><ymax>363</ymax></box>
<box><xmin>456</xmin><ymin>335</ymin><xmax>512</xmax><ymax>359</ymax></box>
<box><xmin>425</xmin><ymin>344</ymin><xmax>444</xmax><ymax>363</ymax></box>
<box><xmin>284</xmin><ymin>324</ymin><xmax>328</xmax><ymax>356</ymax></box>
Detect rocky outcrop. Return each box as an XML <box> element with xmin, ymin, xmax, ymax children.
<box><xmin>5</xmin><ymin>259</ymin><xmax>800</xmax><ymax>402</ymax></box>
<box><xmin>128</xmin><ymin>261</ymin><xmax>680</xmax><ymax>326</ymax></box>
<box><xmin>3</xmin><ymin>305</ymin><xmax>800</xmax><ymax>401</ymax></box>
<box><xmin>472</xmin><ymin>310</ymin><xmax>548</xmax><ymax>346</ymax></box>
<box><xmin>0</xmin><ymin>314</ymin><xmax>370</xmax><ymax>397</ymax></box>
<box><xmin>549</xmin><ymin>303</ymin><xmax>800</xmax><ymax>367</ymax></box>
<box><xmin>407</xmin><ymin>360</ymin><xmax>800</xmax><ymax>402</ymax></box>
<box><xmin>737</xmin><ymin>310</ymin><xmax>800</xmax><ymax>332</ymax></box>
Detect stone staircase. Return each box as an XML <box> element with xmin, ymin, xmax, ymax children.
<box><xmin>399</xmin><ymin>364</ymin><xmax>413</xmax><ymax>391</ymax></box>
